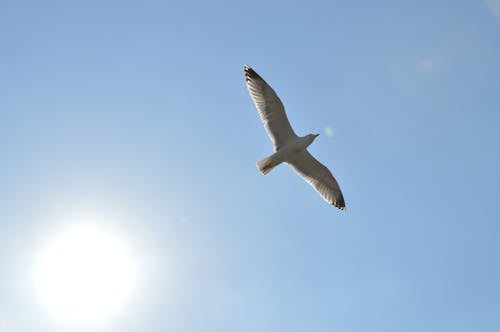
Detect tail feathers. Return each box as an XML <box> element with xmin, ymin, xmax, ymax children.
<box><xmin>257</xmin><ymin>156</ymin><xmax>279</xmax><ymax>175</ymax></box>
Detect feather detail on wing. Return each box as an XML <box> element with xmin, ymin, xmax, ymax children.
<box><xmin>244</xmin><ymin>65</ymin><xmax>297</xmax><ymax>149</ymax></box>
<box><xmin>289</xmin><ymin>150</ymin><xmax>346</xmax><ymax>210</ymax></box>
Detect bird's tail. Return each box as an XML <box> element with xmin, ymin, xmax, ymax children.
<box><xmin>257</xmin><ymin>155</ymin><xmax>280</xmax><ymax>175</ymax></box>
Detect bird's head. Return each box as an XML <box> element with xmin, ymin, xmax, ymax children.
<box><xmin>305</xmin><ymin>133</ymin><xmax>320</xmax><ymax>145</ymax></box>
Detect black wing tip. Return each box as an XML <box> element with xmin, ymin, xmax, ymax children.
<box><xmin>333</xmin><ymin>197</ymin><xmax>346</xmax><ymax>211</ymax></box>
<box><xmin>243</xmin><ymin>64</ymin><xmax>261</xmax><ymax>82</ymax></box>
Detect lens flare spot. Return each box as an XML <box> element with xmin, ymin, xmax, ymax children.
<box><xmin>324</xmin><ymin>125</ymin><xmax>335</xmax><ymax>137</ymax></box>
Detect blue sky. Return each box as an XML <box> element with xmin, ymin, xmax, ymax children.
<box><xmin>1</xmin><ymin>0</ymin><xmax>500</xmax><ymax>331</ymax></box>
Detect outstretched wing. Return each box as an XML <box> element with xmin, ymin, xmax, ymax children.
<box><xmin>244</xmin><ymin>65</ymin><xmax>297</xmax><ymax>149</ymax></box>
<box><xmin>289</xmin><ymin>150</ymin><xmax>346</xmax><ymax>210</ymax></box>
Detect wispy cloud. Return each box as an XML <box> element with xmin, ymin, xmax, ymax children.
<box><xmin>419</xmin><ymin>56</ymin><xmax>442</xmax><ymax>73</ymax></box>
<box><xmin>485</xmin><ymin>0</ymin><xmax>500</xmax><ymax>22</ymax></box>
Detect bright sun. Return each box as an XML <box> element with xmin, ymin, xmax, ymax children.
<box><xmin>34</xmin><ymin>224</ymin><xmax>137</xmax><ymax>326</ymax></box>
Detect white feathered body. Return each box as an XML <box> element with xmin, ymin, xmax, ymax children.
<box><xmin>257</xmin><ymin>135</ymin><xmax>316</xmax><ymax>175</ymax></box>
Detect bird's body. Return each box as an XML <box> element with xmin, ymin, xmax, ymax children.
<box><xmin>256</xmin><ymin>134</ymin><xmax>317</xmax><ymax>175</ymax></box>
<box><xmin>244</xmin><ymin>65</ymin><xmax>346</xmax><ymax>210</ymax></box>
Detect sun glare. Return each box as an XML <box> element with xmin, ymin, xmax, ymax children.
<box><xmin>34</xmin><ymin>224</ymin><xmax>137</xmax><ymax>326</ymax></box>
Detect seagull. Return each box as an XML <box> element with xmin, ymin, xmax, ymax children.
<box><xmin>244</xmin><ymin>65</ymin><xmax>346</xmax><ymax>210</ymax></box>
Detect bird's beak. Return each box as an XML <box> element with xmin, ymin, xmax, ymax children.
<box><xmin>315</xmin><ymin>134</ymin><xmax>320</xmax><ymax>138</ymax></box>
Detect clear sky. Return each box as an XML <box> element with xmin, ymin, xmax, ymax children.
<box><xmin>1</xmin><ymin>1</ymin><xmax>500</xmax><ymax>331</ymax></box>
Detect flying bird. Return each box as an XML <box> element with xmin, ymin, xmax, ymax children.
<box><xmin>244</xmin><ymin>65</ymin><xmax>346</xmax><ymax>210</ymax></box>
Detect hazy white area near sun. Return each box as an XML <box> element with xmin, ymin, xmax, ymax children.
<box><xmin>32</xmin><ymin>223</ymin><xmax>138</xmax><ymax>327</ymax></box>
